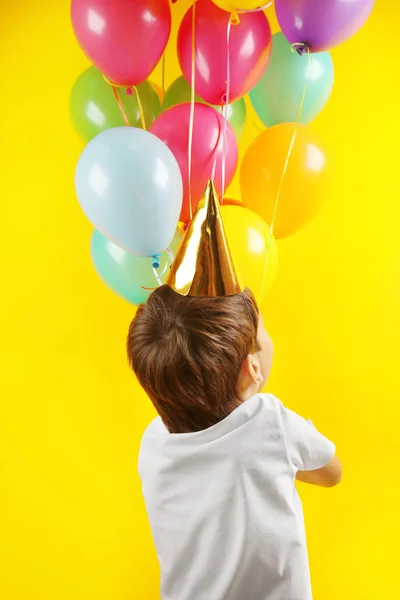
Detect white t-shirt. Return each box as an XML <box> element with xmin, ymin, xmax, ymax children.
<box><xmin>139</xmin><ymin>394</ymin><xmax>335</xmax><ymax>600</ymax></box>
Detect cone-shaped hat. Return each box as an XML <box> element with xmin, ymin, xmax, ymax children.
<box><xmin>166</xmin><ymin>180</ymin><xmax>243</xmax><ymax>297</ymax></box>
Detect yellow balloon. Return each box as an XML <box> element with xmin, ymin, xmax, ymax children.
<box><xmin>212</xmin><ymin>0</ymin><xmax>280</xmax><ymax>32</ymax></box>
<box><xmin>221</xmin><ymin>205</ymin><xmax>278</xmax><ymax>302</ymax></box>
<box><xmin>240</xmin><ymin>123</ymin><xmax>330</xmax><ymax>239</ymax></box>
<box><xmin>213</xmin><ymin>1</ymin><xmax>280</xmax><ymax>30</ymax></box>
<box><xmin>212</xmin><ymin>0</ymin><xmax>265</xmax><ymax>15</ymax></box>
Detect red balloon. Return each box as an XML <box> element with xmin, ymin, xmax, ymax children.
<box><xmin>150</xmin><ymin>103</ymin><xmax>238</xmax><ymax>224</ymax></box>
<box><xmin>71</xmin><ymin>0</ymin><xmax>171</xmax><ymax>86</ymax></box>
<box><xmin>177</xmin><ymin>0</ymin><xmax>272</xmax><ymax>105</ymax></box>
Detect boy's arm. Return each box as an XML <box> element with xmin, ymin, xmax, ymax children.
<box><xmin>277</xmin><ymin>400</ymin><xmax>340</xmax><ymax>485</ymax></box>
<box><xmin>296</xmin><ymin>455</ymin><xmax>342</xmax><ymax>488</ymax></box>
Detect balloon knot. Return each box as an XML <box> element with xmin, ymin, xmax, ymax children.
<box><xmin>126</xmin><ymin>86</ymin><xmax>133</xmax><ymax>96</ymax></box>
<box><xmin>230</xmin><ymin>11</ymin><xmax>240</xmax><ymax>25</ymax></box>
<box><xmin>291</xmin><ymin>42</ymin><xmax>309</xmax><ymax>56</ymax></box>
<box><xmin>152</xmin><ymin>255</ymin><xmax>161</xmax><ymax>269</ymax></box>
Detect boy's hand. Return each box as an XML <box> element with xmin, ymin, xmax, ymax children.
<box><xmin>296</xmin><ymin>455</ymin><xmax>342</xmax><ymax>488</ymax></box>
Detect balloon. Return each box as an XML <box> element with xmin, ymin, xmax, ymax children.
<box><xmin>163</xmin><ymin>76</ymin><xmax>203</xmax><ymax>109</ymax></box>
<box><xmin>221</xmin><ymin>206</ymin><xmax>278</xmax><ymax>301</ymax></box>
<box><xmin>71</xmin><ymin>0</ymin><xmax>171</xmax><ymax>85</ymax></box>
<box><xmin>249</xmin><ymin>33</ymin><xmax>334</xmax><ymax>127</ymax></box>
<box><xmin>177</xmin><ymin>0</ymin><xmax>272</xmax><ymax>105</ymax></box>
<box><xmin>275</xmin><ymin>0</ymin><xmax>375</xmax><ymax>53</ymax></box>
<box><xmin>75</xmin><ymin>127</ymin><xmax>183</xmax><ymax>256</ymax></box>
<box><xmin>91</xmin><ymin>227</ymin><xmax>183</xmax><ymax>306</ymax></box>
<box><xmin>150</xmin><ymin>103</ymin><xmax>238</xmax><ymax>224</ymax></box>
<box><xmin>223</xmin><ymin>197</ymin><xmax>243</xmax><ymax>207</ymax></box>
<box><xmin>163</xmin><ymin>75</ymin><xmax>247</xmax><ymax>140</ymax></box>
<box><xmin>240</xmin><ymin>123</ymin><xmax>329</xmax><ymax>238</ymax></box>
<box><xmin>211</xmin><ymin>0</ymin><xmax>267</xmax><ymax>14</ymax></box>
<box><xmin>70</xmin><ymin>67</ymin><xmax>161</xmax><ymax>143</ymax></box>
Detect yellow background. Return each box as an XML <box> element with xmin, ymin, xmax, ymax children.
<box><xmin>1</xmin><ymin>1</ymin><xmax>398</xmax><ymax>598</ymax></box>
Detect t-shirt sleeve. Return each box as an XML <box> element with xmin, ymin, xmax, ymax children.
<box><xmin>277</xmin><ymin>401</ymin><xmax>336</xmax><ymax>472</ymax></box>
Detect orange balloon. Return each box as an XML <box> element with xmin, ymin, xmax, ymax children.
<box><xmin>240</xmin><ymin>123</ymin><xmax>330</xmax><ymax>238</ymax></box>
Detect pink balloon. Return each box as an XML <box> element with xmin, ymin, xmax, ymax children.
<box><xmin>150</xmin><ymin>103</ymin><xmax>238</xmax><ymax>224</ymax></box>
<box><xmin>71</xmin><ymin>0</ymin><xmax>171</xmax><ymax>86</ymax></box>
<box><xmin>177</xmin><ymin>0</ymin><xmax>272</xmax><ymax>105</ymax></box>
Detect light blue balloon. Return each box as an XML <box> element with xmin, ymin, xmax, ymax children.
<box><xmin>249</xmin><ymin>32</ymin><xmax>334</xmax><ymax>127</ymax></box>
<box><xmin>75</xmin><ymin>127</ymin><xmax>183</xmax><ymax>257</ymax></box>
<box><xmin>91</xmin><ymin>227</ymin><xmax>183</xmax><ymax>305</ymax></box>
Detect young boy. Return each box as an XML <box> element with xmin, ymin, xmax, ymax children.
<box><xmin>127</xmin><ymin>181</ymin><xmax>342</xmax><ymax>600</ymax></box>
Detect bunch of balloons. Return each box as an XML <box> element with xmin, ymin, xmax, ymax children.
<box><xmin>70</xmin><ymin>0</ymin><xmax>374</xmax><ymax>305</ymax></box>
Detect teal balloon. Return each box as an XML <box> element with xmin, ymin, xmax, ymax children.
<box><xmin>75</xmin><ymin>127</ymin><xmax>183</xmax><ymax>257</ymax></box>
<box><xmin>163</xmin><ymin>75</ymin><xmax>247</xmax><ymax>140</ymax></box>
<box><xmin>249</xmin><ymin>32</ymin><xmax>334</xmax><ymax>126</ymax></box>
<box><xmin>91</xmin><ymin>227</ymin><xmax>184</xmax><ymax>305</ymax></box>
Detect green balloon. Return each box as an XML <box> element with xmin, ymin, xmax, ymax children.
<box><xmin>163</xmin><ymin>75</ymin><xmax>246</xmax><ymax>140</ymax></box>
<box><xmin>90</xmin><ymin>228</ymin><xmax>183</xmax><ymax>306</ymax></box>
<box><xmin>249</xmin><ymin>33</ymin><xmax>334</xmax><ymax>127</ymax></box>
<box><xmin>163</xmin><ymin>76</ymin><xmax>203</xmax><ymax>109</ymax></box>
<box><xmin>70</xmin><ymin>66</ymin><xmax>162</xmax><ymax>142</ymax></box>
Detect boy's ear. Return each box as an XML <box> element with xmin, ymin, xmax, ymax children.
<box><xmin>238</xmin><ymin>355</ymin><xmax>252</xmax><ymax>388</ymax></box>
<box><xmin>250</xmin><ymin>354</ymin><xmax>264</xmax><ymax>385</ymax></box>
<box><xmin>241</xmin><ymin>354</ymin><xmax>261</xmax><ymax>385</ymax></box>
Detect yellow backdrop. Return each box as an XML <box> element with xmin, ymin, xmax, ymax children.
<box><xmin>1</xmin><ymin>1</ymin><xmax>398</xmax><ymax>598</ymax></box>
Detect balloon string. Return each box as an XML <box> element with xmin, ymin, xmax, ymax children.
<box><xmin>161</xmin><ymin>53</ymin><xmax>166</xmax><ymax>96</ymax></box>
<box><xmin>102</xmin><ymin>74</ymin><xmax>146</xmax><ymax>130</ymax></box>
<box><xmin>187</xmin><ymin>0</ymin><xmax>197</xmax><ymax>222</ymax></box>
<box><xmin>133</xmin><ymin>85</ymin><xmax>146</xmax><ymax>130</ymax></box>
<box><xmin>210</xmin><ymin>110</ymin><xmax>225</xmax><ymax>185</ymax></box>
<box><xmin>211</xmin><ymin>114</ymin><xmax>222</xmax><ymax>182</ymax></box>
<box><xmin>102</xmin><ymin>74</ymin><xmax>125</xmax><ymax>88</ymax></box>
<box><xmin>212</xmin><ymin>17</ymin><xmax>231</xmax><ymax>202</ymax></box>
<box><xmin>152</xmin><ymin>267</ymin><xmax>164</xmax><ymax>287</ymax></box>
<box><xmin>111</xmin><ymin>86</ymin><xmax>130</xmax><ymax>127</ymax></box>
<box><xmin>258</xmin><ymin>44</ymin><xmax>311</xmax><ymax>304</ymax></box>
<box><xmin>221</xmin><ymin>17</ymin><xmax>232</xmax><ymax>205</ymax></box>
<box><xmin>140</xmin><ymin>248</ymin><xmax>174</xmax><ymax>291</ymax></box>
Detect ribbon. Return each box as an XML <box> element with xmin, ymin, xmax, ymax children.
<box><xmin>211</xmin><ymin>16</ymin><xmax>231</xmax><ymax>203</ymax></box>
<box><xmin>161</xmin><ymin>53</ymin><xmax>166</xmax><ymax>96</ymax></box>
<box><xmin>258</xmin><ymin>44</ymin><xmax>311</xmax><ymax>304</ymax></box>
<box><xmin>102</xmin><ymin>74</ymin><xmax>146</xmax><ymax>130</ymax></box>
<box><xmin>221</xmin><ymin>17</ymin><xmax>233</xmax><ymax>204</ymax></box>
<box><xmin>109</xmin><ymin>86</ymin><xmax>130</xmax><ymax>127</ymax></box>
<box><xmin>187</xmin><ymin>2</ymin><xmax>232</xmax><ymax>211</ymax></box>
<box><xmin>133</xmin><ymin>86</ymin><xmax>146</xmax><ymax>130</ymax></box>
<box><xmin>187</xmin><ymin>0</ymin><xmax>197</xmax><ymax>222</ymax></box>
<box><xmin>211</xmin><ymin>114</ymin><xmax>223</xmax><ymax>182</ymax></box>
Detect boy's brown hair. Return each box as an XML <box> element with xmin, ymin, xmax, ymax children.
<box><xmin>127</xmin><ymin>285</ymin><xmax>259</xmax><ymax>434</ymax></box>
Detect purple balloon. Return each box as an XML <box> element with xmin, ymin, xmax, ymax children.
<box><xmin>275</xmin><ymin>0</ymin><xmax>375</xmax><ymax>53</ymax></box>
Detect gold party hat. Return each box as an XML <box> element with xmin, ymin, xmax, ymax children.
<box><xmin>167</xmin><ymin>180</ymin><xmax>244</xmax><ymax>297</ymax></box>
